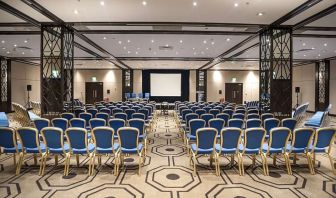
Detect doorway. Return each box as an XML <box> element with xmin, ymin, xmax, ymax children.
<box><xmin>85</xmin><ymin>82</ymin><xmax>103</xmax><ymax>104</ymax></box>
<box><xmin>225</xmin><ymin>83</ymin><xmax>243</xmax><ymax>104</ymax></box>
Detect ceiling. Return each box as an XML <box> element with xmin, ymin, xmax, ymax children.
<box><xmin>0</xmin><ymin>0</ymin><xmax>335</xmax><ymax>70</ymax></box>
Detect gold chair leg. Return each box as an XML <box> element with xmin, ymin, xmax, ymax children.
<box><xmin>210</xmin><ymin>154</ymin><xmax>213</xmax><ymax>167</ymax></box>
<box><xmin>240</xmin><ymin>153</ymin><xmax>245</xmax><ymax>176</ymax></box>
<box><xmin>66</xmin><ymin>154</ymin><xmax>71</xmax><ymax>176</ymax></box>
<box><xmin>33</xmin><ymin>154</ymin><xmax>37</xmax><ymax>165</ymax></box>
<box><xmin>13</xmin><ymin>153</ymin><xmax>16</xmax><ymax>166</ymax></box>
<box><xmin>16</xmin><ymin>152</ymin><xmax>24</xmax><ymax>175</ymax></box>
<box><xmin>237</xmin><ymin>153</ymin><xmax>242</xmax><ymax>176</ymax></box>
<box><xmin>91</xmin><ymin>154</ymin><xmax>96</xmax><ymax>176</ymax></box>
<box><xmin>293</xmin><ymin>154</ymin><xmax>297</xmax><ymax>164</ymax></box>
<box><xmin>273</xmin><ymin>154</ymin><xmax>276</xmax><ymax>166</ymax></box>
<box><xmin>252</xmin><ymin>154</ymin><xmax>256</xmax><ymax>166</ymax></box>
<box><xmin>327</xmin><ymin>153</ymin><xmax>336</xmax><ymax>175</ymax></box>
<box><xmin>55</xmin><ymin>155</ymin><xmax>58</xmax><ymax>166</ymax></box>
<box><xmin>307</xmin><ymin>153</ymin><xmax>315</xmax><ymax>175</ymax></box>
<box><xmin>216</xmin><ymin>153</ymin><xmax>220</xmax><ymax>176</ymax></box>
<box><xmin>283</xmin><ymin>153</ymin><xmax>290</xmax><ymax>175</ymax></box>
<box><xmin>263</xmin><ymin>153</ymin><xmax>269</xmax><ymax>176</ymax></box>
<box><xmin>63</xmin><ymin>153</ymin><xmax>68</xmax><ymax>176</ymax></box>
<box><xmin>138</xmin><ymin>153</ymin><xmax>142</xmax><ymax>176</ymax></box>
<box><xmin>192</xmin><ymin>153</ymin><xmax>197</xmax><ymax>177</ymax></box>
<box><xmin>39</xmin><ymin>153</ymin><xmax>45</xmax><ymax>176</ymax></box>
<box><xmin>76</xmin><ymin>154</ymin><xmax>80</xmax><ymax>167</ymax></box>
<box><xmin>214</xmin><ymin>153</ymin><xmax>218</xmax><ymax>176</ymax></box>
<box><xmin>231</xmin><ymin>154</ymin><xmax>235</xmax><ymax>167</ymax></box>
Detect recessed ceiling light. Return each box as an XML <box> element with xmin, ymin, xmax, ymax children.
<box><xmin>74</xmin><ymin>9</ymin><xmax>78</xmax><ymax>14</ymax></box>
<box><xmin>302</xmin><ymin>43</ymin><xmax>306</xmax><ymax>46</ymax></box>
<box><xmin>226</xmin><ymin>38</ymin><xmax>230</xmax><ymax>42</ymax></box>
<box><xmin>6</xmin><ymin>51</ymin><xmax>10</xmax><ymax>54</ymax></box>
<box><xmin>1</xmin><ymin>40</ymin><xmax>4</xmax><ymax>43</ymax></box>
<box><xmin>206</xmin><ymin>47</ymin><xmax>209</xmax><ymax>50</ymax></box>
<box><xmin>137</xmin><ymin>47</ymin><xmax>140</xmax><ymax>50</ymax></box>
<box><xmin>127</xmin><ymin>51</ymin><xmax>131</xmax><ymax>54</ymax></box>
<box><xmin>22</xmin><ymin>52</ymin><xmax>25</xmax><ymax>55</ymax></box>
<box><xmin>311</xmin><ymin>47</ymin><xmax>315</xmax><ymax>50</ymax></box>
<box><xmin>192</xmin><ymin>47</ymin><xmax>195</xmax><ymax>50</ymax></box>
<box><xmin>193</xmin><ymin>1</ymin><xmax>197</xmax><ymax>6</ymax></box>
<box><xmin>127</xmin><ymin>40</ymin><xmax>130</xmax><ymax>43</ymax></box>
<box><xmin>211</xmin><ymin>41</ymin><xmax>215</xmax><ymax>45</ymax></box>
<box><xmin>179</xmin><ymin>40</ymin><xmax>183</xmax><ymax>43</ymax></box>
<box><xmin>123</xmin><ymin>46</ymin><xmax>126</xmax><ymax>50</ymax></box>
<box><xmin>234</xmin><ymin>3</ymin><xmax>239</xmax><ymax>7</ymax></box>
<box><xmin>165</xmin><ymin>44</ymin><xmax>169</xmax><ymax>47</ymax></box>
<box><xmin>142</xmin><ymin>1</ymin><xmax>147</xmax><ymax>6</ymax></box>
<box><xmin>257</xmin><ymin>12</ymin><xmax>264</xmax><ymax>16</ymax></box>
<box><xmin>303</xmin><ymin>54</ymin><xmax>306</xmax><ymax>57</ymax></box>
<box><xmin>318</xmin><ymin>54</ymin><xmax>321</xmax><ymax>56</ymax></box>
<box><xmin>151</xmin><ymin>39</ymin><xmax>154</xmax><ymax>43</ymax></box>
<box><xmin>324</xmin><ymin>43</ymin><xmax>327</xmax><ymax>46</ymax></box>
<box><xmin>103</xmin><ymin>37</ymin><xmax>107</xmax><ymax>40</ymax></box>
<box><xmin>135</xmin><ymin>51</ymin><xmax>138</xmax><ymax>54</ymax></box>
<box><xmin>118</xmin><ymin>41</ymin><xmax>122</xmax><ymax>44</ymax></box>
<box><xmin>14</xmin><ymin>44</ymin><xmax>17</xmax><ymax>47</ymax></box>
<box><xmin>24</xmin><ymin>40</ymin><xmax>28</xmax><ymax>43</ymax></box>
<box><xmin>2</xmin><ymin>47</ymin><xmax>5</xmax><ymax>50</ymax></box>
<box><xmin>176</xmin><ymin>52</ymin><xmax>178</xmax><ymax>55</ymax></box>
<box><xmin>100</xmin><ymin>1</ymin><xmax>105</xmax><ymax>6</ymax></box>
<box><xmin>203</xmin><ymin>40</ymin><xmax>207</xmax><ymax>44</ymax></box>
<box><xmin>193</xmin><ymin>52</ymin><xmax>197</xmax><ymax>55</ymax></box>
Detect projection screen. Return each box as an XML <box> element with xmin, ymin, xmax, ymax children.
<box><xmin>150</xmin><ymin>73</ymin><xmax>181</xmax><ymax>96</ymax></box>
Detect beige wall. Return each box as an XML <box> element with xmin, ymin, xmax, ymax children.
<box><xmin>189</xmin><ymin>70</ymin><xmax>196</xmax><ymax>102</ymax></box>
<box><xmin>330</xmin><ymin>60</ymin><xmax>336</xmax><ymax>115</ymax></box>
<box><xmin>74</xmin><ymin>69</ymin><xmax>122</xmax><ymax>102</ymax></box>
<box><xmin>11</xmin><ymin>61</ymin><xmax>40</xmax><ymax>106</ymax></box>
<box><xmin>207</xmin><ymin>70</ymin><xmax>259</xmax><ymax>103</ymax></box>
<box><xmin>133</xmin><ymin>70</ymin><xmax>142</xmax><ymax>94</ymax></box>
<box><xmin>292</xmin><ymin>63</ymin><xmax>315</xmax><ymax>111</ymax></box>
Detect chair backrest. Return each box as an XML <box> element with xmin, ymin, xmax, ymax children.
<box><xmin>112</xmin><ymin>108</ymin><xmax>123</xmax><ymax>115</ymax></box>
<box><xmin>61</xmin><ymin>113</ymin><xmax>75</xmax><ymax>121</ymax></box>
<box><xmin>247</xmin><ymin>109</ymin><xmax>259</xmax><ymax>114</ymax></box>
<box><xmin>66</xmin><ymin>127</ymin><xmax>89</xmax><ymax>153</ymax></box>
<box><xmin>138</xmin><ymin>108</ymin><xmax>149</xmax><ymax>120</ymax></box>
<box><xmin>108</xmin><ymin>118</ymin><xmax>126</xmax><ymax>134</ymax></box>
<box><xmin>51</xmin><ymin>118</ymin><xmax>68</xmax><ymax>132</ymax></box>
<box><xmin>17</xmin><ymin>127</ymin><xmax>40</xmax><ymax>150</ymax></box>
<box><xmin>189</xmin><ymin>119</ymin><xmax>206</xmax><ymax>136</ymax></box>
<box><xmin>0</xmin><ymin>127</ymin><xmax>17</xmax><ymax>150</ymax></box>
<box><xmin>74</xmin><ymin>109</ymin><xmax>85</xmax><ymax>117</ymax></box>
<box><xmin>232</xmin><ymin>113</ymin><xmax>245</xmax><ymax>120</ymax></box>
<box><xmin>181</xmin><ymin>109</ymin><xmax>193</xmax><ymax>121</ymax></box>
<box><xmin>291</xmin><ymin>128</ymin><xmax>315</xmax><ymax>150</ymax></box>
<box><xmin>120</xmin><ymin>106</ymin><xmax>129</xmax><ymax>112</ymax></box>
<box><xmin>209</xmin><ymin>109</ymin><xmax>220</xmax><ymax>117</ymax></box>
<box><xmin>208</xmin><ymin>118</ymin><xmax>225</xmax><ymax>134</ymax></box>
<box><xmin>312</xmin><ymin>127</ymin><xmax>336</xmax><ymax>151</ymax></box>
<box><xmin>90</xmin><ymin>118</ymin><xmax>106</xmax><ymax>129</ymax></box>
<box><xmin>34</xmin><ymin>118</ymin><xmax>50</xmax><ymax>133</ymax></box>
<box><xmin>117</xmin><ymin>127</ymin><xmax>139</xmax><ymax>150</ymax></box>
<box><xmin>268</xmin><ymin>127</ymin><xmax>291</xmax><ymax>150</ymax></box>
<box><xmin>246</xmin><ymin>119</ymin><xmax>262</xmax><ymax>129</ymax></box>
<box><xmin>69</xmin><ymin>118</ymin><xmax>86</xmax><ymax>128</ymax></box>
<box><xmin>96</xmin><ymin>112</ymin><xmax>109</xmax><ymax>123</ymax></box>
<box><xmin>114</xmin><ymin>113</ymin><xmax>127</xmax><ymax>121</ymax></box>
<box><xmin>132</xmin><ymin>113</ymin><xmax>146</xmax><ymax>120</ymax></box>
<box><xmin>92</xmin><ymin>127</ymin><xmax>114</xmax><ymax>150</ymax></box>
<box><xmin>223</xmin><ymin>109</ymin><xmax>234</xmax><ymax>117</ymax></box>
<box><xmin>87</xmin><ymin>109</ymin><xmax>98</xmax><ymax>117</ymax></box>
<box><xmin>132</xmin><ymin>106</ymin><xmax>141</xmax><ymax>112</ymax></box>
<box><xmin>79</xmin><ymin>112</ymin><xmax>92</xmax><ymax>126</ymax></box>
<box><xmin>216</xmin><ymin>113</ymin><xmax>230</xmax><ymax>126</ymax></box>
<box><xmin>243</xmin><ymin>128</ymin><xmax>266</xmax><ymax>151</ymax></box>
<box><xmin>190</xmin><ymin>106</ymin><xmax>199</xmax><ymax>113</ymax></box>
<box><xmin>203</xmin><ymin>106</ymin><xmax>211</xmax><ymax>113</ymax></box>
<box><xmin>228</xmin><ymin>119</ymin><xmax>244</xmax><ymax>129</ymax></box>
<box><xmin>281</xmin><ymin>118</ymin><xmax>297</xmax><ymax>132</ymax></box>
<box><xmin>185</xmin><ymin>113</ymin><xmax>199</xmax><ymax>128</ymax></box>
<box><xmin>100</xmin><ymin>108</ymin><xmax>111</xmax><ymax>116</ymax></box>
<box><xmin>125</xmin><ymin>109</ymin><xmax>136</xmax><ymax>120</ymax></box>
<box><xmin>196</xmin><ymin>128</ymin><xmax>217</xmax><ymax>150</ymax></box>
<box><xmin>128</xmin><ymin>119</ymin><xmax>145</xmax><ymax>136</ymax></box>
<box><xmin>195</xmin><ymin>109</ymin><xmax>206</xmax><ymax>117</ymax></box>
<box><xmin>261</xmin><ymin>113</ymin><xmax>274</xmax><ymax>122</ymax></box>
<box><xmin>219</xmin><ymin>127</ymin><xmax>242</xmax><ymax>150</ymax></box>
<box><xmin>145</xmin><ymin>93</ymin><xmax>150</xmax><ymax>99</ymax></box>
<box><xmin>247</xmin><ymin>113</ymin><xmax>260</xmax><ymax>119</ymax></box>
<box><xmin>41</xmin><ymin>127</ymin><xmax>64</xmax><ymax>150</ymax></box>
<box><xmin>264</xmin><ymin>118</ymin><xmax>280</xmax><ymax>135</ymax></box>
<box><xmin>200</xmin><ymin>114</ymin><xmax>214</xmax><ymax>127</ymax></box>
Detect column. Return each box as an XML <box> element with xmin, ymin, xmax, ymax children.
<box><xmin>259</xmin><ymin>27</ymin><xmax>293</xmax><ymax>116</ymax></box>
<box><xmin>196</xmin><ymin>70</ymin><xmax>207</xmax><ymax>102</ymax></box>
<box><xmin>122</xmin><ymin>69</ymin><xmax>133</xmax><ymax>101</ymax></box>
<box><xmin>0</xmin><ymin>58</ymin><xmax>11</xmax><ymax>113</ymax></box>
<box><xmin>315</xmin><ymin>60</ymin><xmax>330</xmax><ymax>111</ymax></box>
<box><xmin>41</xmin><ymin>24</ymin><xmax>74</xmax><ymax>116</ymax></box>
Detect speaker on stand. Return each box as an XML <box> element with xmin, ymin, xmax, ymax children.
<box><xmin>295</xmin><ymin>87</ymin><xmax>300</xmax><ymax>108</ymax></box>
<box><xmin>25</xmin><ymin>85</ymin><xmax>32</xmax><ymax>109</ymax></box>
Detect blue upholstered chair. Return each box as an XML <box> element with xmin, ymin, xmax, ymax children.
<box><xmin>223</xmin><ymin>109</ymin><xmax>234</xmax><ymax>118</ymax></box>
<box><xmin>247</xmin><ymin>109</ymin><xmax>259</xmax><ymax>115</ymax></box>
<box><xmin>239</xmin><ymin>128</ymin><xmax>267</xmax><ymax>176</ymax></box>
<box><xmin>184</xmin><ymin>113</ymin><xmax>199</xmax><ymax>132</ymax></box>
<box><xmin>96</xmin><ymin>112</ymin><xmax>109</xmax><ymax>123</ymax></box>
<box><xmin>203</xmin><ymin>106</ymin><xmax>211</xmax><ymax>113</ymax></box>
<box><xmin>132</xmin><ymin>106</ymin><xmax>141</xmax><ymax>113</ymax></box>
<box><xmin>139</xmin><ymin>108</ymin><xmax>149</xmax><ymax>121</ymax></box>
<box><xmin>262</xmin><ymin>127</ymin><xmax>291</xmax><ymax>175</ymax></box>
<box><xmin>79</xmin><ymin>112</ymin><xmax>92</xmax><ymax>130</ymax></box>
<box><xmin>65</xmin><ymin>127</ymin><xmax>95</xmax><ymax>176</ymax></box>
<box><xmin>116</xmin><ymin>127</ymin><xmax>144</xmax><ymax>175</ymax></box>
<box><xmin>208</xmin><ymin>118</ymin><xmax>225</xmax><ymax>139</ymax></box>
<box><xmin>89</xmin><ymin>118</ymin><xmax>106</xmax><ymax>130</ymax></box>
<box><xmin>132</xmin><ymin>113</ymin><xmax>145</xmax><ymax>120</ymax></box>
<box><xmin>232</xmin><ymin>113</ymin><xmax>245</xmax><ymax>120</ymax></box>
<box><xmin>209</xmin><ymin>109</ymin><xmax>220</xmax><ymax>117</ymax></box>
<box><xmin>264</xmin><ymin>118</ymin><xmax>280</xmax><ymax>138</ymax></box>
<box><xmin>310</xmin><ymin>127</ymin><xmax>336</xmax><ymax>175</ymax></box>
<box><xmin>191</xmin><ymin>106</ymin><xmax>199</xmax><ymax>113</ymax></box>
<box><xmin>114</xmin><ymin>113</ymin><xmax>127</xmax><ymax>122</ymax></box>
<box><xmin>181</xmin><ymin>109</ymin><xmax>193</xmax><ymax>123</ymax></box>
<box><xmin>108</xmin><ymin>119</ymin><xmax>126</xmax><ymax>140</ymax></box>
<box><xmin>286</xmin><ymin>128</ymin><xmax>315</xmax><ymax>174</ymax></box>
<box><xmin>216</xmin><ymin>113</ymin><xmax>230</xmax><ymax>127</ymax></box>
<box><xmin>125</xmin><ymin>93</ymin><xmax>131</xmax><ymax>100</ymax></box>
<box><xmin>69</xmin><ymin>118</ymin><xmax>86</xmax><ymax>128</ymax></box>
<box><xmin>261</xmin><ymin>113</ymin><xmax>274</xmax><ymax>123</ymax></box>
<box><xmin>0</xmin><ymin>127</ymin><xmax>21</xmax><ymax>168</ymax></box>
<box><xmin>246</xmin><ymin>119</ymin><xmax>262</xmax><ymax>129</ymax></box>
<box><xmin>74</xmin><ymin>109</ymin><xmax>85</xmax><ymax>118</ymax></box>
<box><xmin>144</xmin><ymin>93</ymin><xmax>150</xmax><ymax>100</ymax></box>
<box><xmin>215</xmin><ymin>127</ymin><xmax>242</xmax><ymax>175</ymax></box>
<box><xmin>235</xmin><ymin>109</ymin><xmax>246</xmax><ymax>115</ymax></box>
<box><xmin>214</xmin><ymin>106</ymin><xmax>224</xmax><ymax>112</ymax></box>
<box><xmin>201</xmin><ymin>114</ymin><xmax>214</xmax><ymax>127</ymax></box>
<box><xmin>247</xmin><ymin>113</ymin><xmax>260</xmax><ymax>120</ymax></box>
<box><xmin>16</xmin><ymin>127</ymin><xmax>46</xmax><ymax>175</ymax></box>
<box><xmin>100</xmin><ymin>108</ymin><xmax>111</xmax><ymax>116</ymax></box>
<box><xmin>87</xmin><ymin>109</ymin><xmax>98</xmax><ymax>118</ymax></box>
<box><xmin>51</xmin><ymin>118</ymin><xmax>68</xmax><ymax>132</ymax></box>
<box><xmin>112</xmin><ymin>108</ymin><xmax>123</xmax><ymax>115</ymax></box>
<box><xmin>120</xmin><ymin>106</ymin><xmax>129</xmax><ymax>112</ymax></box>
<box><xmin>189</xmin><ymin>128</ymin><xmax>218</xmax><ymax>176</ymax></box>
<box><xmin>186</xmin><ymin>119</ymin><xmax>206</xmax><ymax>148</ymax></box>
<box><xmin>33</xmin><ymin>118</ymin><xmax>50</xmax><ymax>134</ymax></box>
<box><xmin>128</xmin><ymin>119</ymin><xmax>147</xmax><ymax>155</ymax></box>
<box><xmin>61</xmin><ymin>113</ymin><xmax>75</xmax><ymax>121</ymax></box>
<box><xmin>228</xmin><ymin>119</ymin><xmax>244</xmax><ymax>129</ymax></box>
<box><xmin>195</xmin><ymin>109</ymin><xmax>206</xmax><ymax>118</ymax></box>
<box><xmin>40</xmin><ymin>127</ymin><xmax>69</xmax><ymax>176</ymax></box>
<box><xmin>92</xmin><ymin>127</ymin><xmax>120</xmax><ymax>175</ymax></box>
<box><xmin>125</xmin><ymin>109</ymin><xmax>136</xmax><ymax>120</ymax></box>
<box><xmin>281</xmin><ymin>118</ymin><xmax>297</xmax><ymax>132</ymax></box>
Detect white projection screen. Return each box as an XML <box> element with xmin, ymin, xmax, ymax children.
<box><xmin>150</xmin><ymin>73</ymin><xmax>181</xmax><ymax>96</ymax></box>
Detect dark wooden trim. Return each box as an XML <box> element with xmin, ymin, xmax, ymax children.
<box><xmin>293</xmin><ymin>34</ymin><xmax>336</xmax><ymax>38</ymax></box>
<box><xmin>0</xmin><ymin>31</ymin><xmax>40</xmax><ymax>35</ymax></box>
<box><xmin>207</xmin><ymin>69</ymin><xmax>259</xmax><ymax>72</ymax></box>
<box><xmin>298</xmin><ymin>26</ymin><xmax>336</xmax><ymax>31</ymax></box>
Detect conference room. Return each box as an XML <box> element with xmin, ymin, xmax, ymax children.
<box><xmin>0</xmin><ymin>0</ymin><xmax>335</xmax><ymax>197</ymax></box>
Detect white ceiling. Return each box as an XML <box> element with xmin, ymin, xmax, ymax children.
<box><xmin>212</xmin><ymin>61</ymin><xmax>259</xmax><ymax>70</ymax></box>
<box><xmin>306</xmin><ymin>12</ymin><xmax>336</xmax><ymax>27</ymax></box>
<box><xmin>123</xmin><ymin>60</ymin><xmax>207</xmax><ymax>70</ymax></box>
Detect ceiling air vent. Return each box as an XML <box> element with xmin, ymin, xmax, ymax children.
<box><xmin>159</xmin><ymin>45</ymin><xmax>174</xmax><ymax>50</ymax></box>
<box><xmin>16</xmin><ymin>46</ymin><xmax>33</xmax><ymax>50</ymax></box>
<box><xmin>295</xmin><ymin>48</ymin><xmax>314</xmax><ymax>53</ymax></box>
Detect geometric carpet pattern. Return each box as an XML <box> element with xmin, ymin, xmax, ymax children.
<box><xmin>1</xmin><ymin>112</ymin><xmax>335</xmax><ymax>198</ymax></box>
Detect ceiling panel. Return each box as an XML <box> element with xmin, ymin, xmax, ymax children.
<box><xmin>0</xmin><ymin>10</ymin><xmax>25</xmax><ymax>23</ymax></box>
<box><xmin>123</xmin><ymin>60</ymin><xmax>207</xmax><ymax>69</ymax></box>
<box><xmin>74</xmin><ymin>60</ymin><xmax>119</xmax><ymax>69</ymax></box>
<box><xmin>306</xmin><ymin>12</ymin><xmax>336</xmax><ymax>27</ymax></box>
<box><xmin>212</xmin><ymin>61</ymin><xmax>259</xmax><ymax>70</ymax></box>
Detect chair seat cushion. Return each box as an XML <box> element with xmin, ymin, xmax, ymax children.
<box><xmin>215</xmin><ymin>144</ymin><xmax>237</xmax><ymax>154</ymax></box>
<box><xmin>309</xmin><ymin>144</ymin><xmax>327</xmax><ymax>153</ymax></box>
<box><xmin>187</xmin><ymin>133</ymin><xmax>196</xmax><ymax>140</ymax></box>
<box><xmin>3</xmin><ymin>143</ymin><xmax>22</xmax><ymax>153</ymax></box>
<box><xmin>72</xmin><ymin>143</ymin><xmax>95</xmax><ymax>154</ymax></box>
<box><xmin>286</xmin><ymin>143</ymin><xmax>306</xmax><ymax>153</ymax></box>
<box><xmin>96</xmin><ymin>143</ymin><xmax>120</xmax><ymax>154</ymax></box>
<box><xmin>239</xmin><ymin>144</ymin><xmax>260</xmax><ymax>154</ymax></box>
<box><xmin>49</xmin><ymin>143</ymin><xmax>70</xmax><ymax>154</ymax></box>
<box><xmin>139</xmin><ymin>134</ymin><xmax>146</xmax><ymax>140</ymax></box>
<box><xmin>191</xmin><ymin>144</ymin><xmax>214</xmax><ymax>154</ymax></box>
<box><xmin>121</xmin><ymin>143</ymin><xmax>143</xmax><ymax>154</ymax></box>
<box><xmin>262</xmin><ymin>143</ymin><xmax>284</xmax><ymax>154</ymax></box>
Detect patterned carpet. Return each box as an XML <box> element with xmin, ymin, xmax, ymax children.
<box><xmin>0</xmin><ymin>112</ymin><xmax>335</xmax><ymax>198</ymax></box>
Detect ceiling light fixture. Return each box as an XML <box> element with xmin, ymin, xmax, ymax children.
<box><xmin>311</xmin><ymin>47</ymin><xmax>315</xmax><ymax>50</ymax></box>
<box><xmin>257</xmin><ymin>12</ymin><xmax>264</xmax><ymax>16</ymax></box>
<box><xmin>324</xmin><ymin>43</ymin><xmax>327</xmax><ymax>46</ymax></box>
<box><xmin>123</xmin><ymin>46</ymin><xmax>126</xmax><ymax>50</ymax></box>
<box><xmin>135</xmin><ymin>52</ymin><xmax>138</xmax><ymax>54</ymax></box>
<box><xmin>226</xmin><ymin>38</ymin><xmax>230</xmax><ymax>42</ymax></box>
<box><xmin>2</xmin><ymin>47</ymin><xmax>5</xmax><ymax>50</ymax></box>
<box><xmin>151</xmin><ymin>39</ymin><xmax>154</xmax><ymax>43</ymax></box>
<box><xmin>118</xmin><ymin>41</ymin><xmax>122</xmax><ymax>44</ymax></box>
<box><xmin>127</xmin><ymin>40</ymin><xmax>130</xmax><ymax>43</ymax></box>
<box><xmin>193</xmin><ymin>1</ymin><xmax>197</xmax><ymax>6</ymax></box>
<box><xmin>14</xmin><ymin>44</ymin><xmax>17</xmax><ymax>47</ymax></box>
<box><xmin>206</xmin><ymin>47</ymin><xmax>209</xmax><ymax>50</ymax></box>
<box><xmin>100</xmin><ymin>1</ymin><xmax>105</xmax><ymax>6</ymax></box>
<box><xmin>234</xmin><ymin>3</ymin><xmax>238</xmax><ymax>7</ymax></box>
<box><xmin>302</xmin><ymin>43</ymin><xmax>306</xmax><ymax>46</ymax></box>
<box><xmin>203</xmin><ymin>40</ymin><xmax>207</xmax><ymax>44</ymax></box>
<box><xmin>303</xmin><ymin>54</ymin><xmax>306</xmax><ymax>57</ymax></box>
<box><xmin>127</xmin><ymin>51</ymin><xmax>131</xmax><ymax>54</ymax></box>
<box><xmin>74</xmin><ymin>9</ymin><xmax>78</xmax><ymax>14</ymax></box>
<box><xmin>103</xmin><ymin>37</ymin><xmax>107</xmax><ymax>40</ymax></box>
<box><xmin>6</xmin><ymin>51</ymin><xmax>10</xmax><ymax>54</ymax></box>
<box><xmin>211</xmin><ymin>41</ymin><xmax>215</xmax><ymax>45</ymax></box>
<box><xmin>192</xmin><ymin>47</ymin><xmax>195</xmax><ymax>50</ymax></box>
<box><xmin>1</xmin><ymin>40</ymin><xmax>4</xmax><ymax>43</ymax></box>
<box><xmin>22</xmin><ymin>52</ymin><xmax>25</xmax><ymax>55</ymax></box>
<box><xmin>142</xmin><ymin>1</ymin><xmax>147</xmax><ymax>6</ymax></box>
<box><xmin>24</xmin><ymin>40</ymin><xmax>28</xmax><ymax>43</ymax></box>
<box><xmin>179</xmin><ymin>40</ymin><xmax>183</xmax><ymax>43</ymax></box>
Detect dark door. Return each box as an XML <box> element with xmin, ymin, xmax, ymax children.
<box><xmin>225</xmin><ymin>83</ymin><xmax>243</xmax><ymax>104</ymax></box>
<box><xmin>85</xmin><ymin>82</ymin><xmax>103</xmax><ymax>104</ymax></box>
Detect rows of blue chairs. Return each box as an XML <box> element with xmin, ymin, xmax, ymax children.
<box><xmin>125</xmin><ymin>93</ymin><xmax>150</xmax><ymax>100</ymax></box>
<box><xmin>175</xmin><ymin>101</ymin><xmax>336</xmax><ymax>176</ymax></box>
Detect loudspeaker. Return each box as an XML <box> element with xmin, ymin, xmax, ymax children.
<box><xmin>295</xmin><ymin>87</ymin><xmax>300</xmax><ymax>93</ymax></box>
<box><xmin>107</xmin><ymin>89</ymin><xmax>110</xmax><ymax>94</ymax></box>
<box><xmin>27</xmin><ymin>85</ymin><xmax>32</xmax><ymax>91</ymax></box>
<box><xmin>219</xmin><ymin>90</ymin><xmax>222</xmax><ymax>94</ymax></box>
